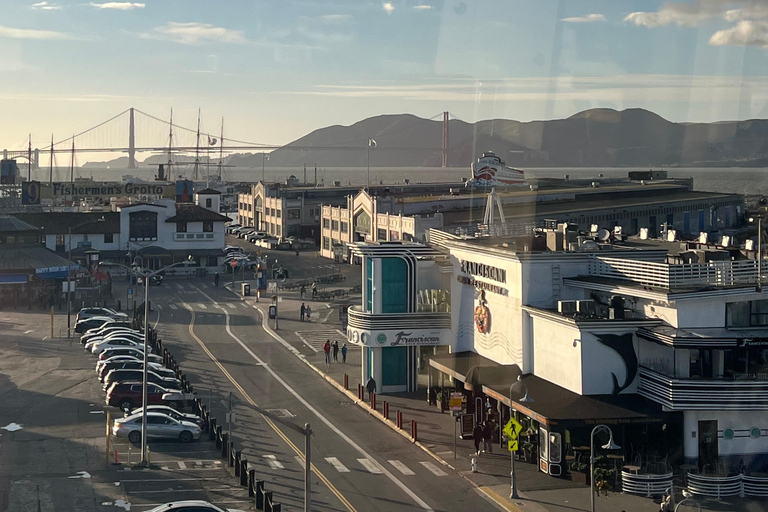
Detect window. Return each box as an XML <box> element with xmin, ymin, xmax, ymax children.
<box><xmin>129</xmin><ymin>211</ymin><xmax>158</xmax><ymax>241</ymax></box>
<box><xmin>176</xmin><ymin>222</ymin><xmax>187</xmax><ymax>233</ymax></box>
<box><xmin>276</xmin><ymin>210</ymin><xmax>281</xmax><ymax>218</ymax></box>
<box><xmin>104</xmin><ymin>233</ymin><xmax>113</xmax><ymax>244</ymax></box>
<box><xmin>55</xmin><ymin>234</ymin><xmax>65</xmax><ymax>251</ymax></box>
<box><xmin>288</xmin><ymin>209</ymin><xmax>301</xmax><ymax>219</ymax></box>
<box><xmin>276</xmin><ymin>225</ymin><xmax>281</xmax><ymax>236</ymax></box>
<box><xmin>377</xmin><ymin>228</ymin><xmax>387</xmax><ymax>240</ymax></box>
<box><xmin>323</xmin><ymin>236</ymin><xmax>330</xmax><ymax>249</ymax></box>
<box><xmin>205</xmin><ymin>198</ymin><xmax>212</xmax><ymax>208</ymax></box>
<box><xmin>323</xmin><ymin>218</ymin><xmax>330</xmax><ymax>229</ymax></box>
<box><xmin>287</xmin><ymin>224</ymin><xmax>301</xmax><ymax>236</ymax></box>
<box><xmin>332</xmin><ymin>220</ymin><xmax>339</xmax><ymax>231</ymax></box>
<box><xmin>341</xmin><ymin>221</ymin><xmax>348</xmax><ymax>233</ymax></box>
<box><xmin>203</xmin><ymin>221</ymin><xmax>213</xmax><ymax>232</ymax></box>
<box><xmin>727</xmin><ymin>300</ymin><xmax>768</xmax><ymax>327</ymax></box>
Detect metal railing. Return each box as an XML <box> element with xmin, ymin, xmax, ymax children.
<box><xmin>685</xmin><ymin>473</ymin><xmax>768</xmax><ymax>498</ymax></box>
<box><xmin>590</xmin><ymin>257</ymin><xmax>758</xmax><ymax>289</ymax></box>
<box><xmin>621</xmin><ymin>471</ymin><xmax>673</xmax><ymax>497</ymax></box>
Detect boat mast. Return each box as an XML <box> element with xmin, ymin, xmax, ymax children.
<box><xmin>27</xmin><ymin>134</ymin><xmax>31</xmax><ymax>181</ymax></box>
<box><xmin>218</xmin><ymin>118</ymin><xmax>224</xmax><ymax>181</ymax></box>
<box><xmin>194</xmin><ymin>108</ymin><xmax>201</xmax><ymax>181</ymax></box>
<box><xmin>48</xmin><ymin>134</ymin><xmax>54</xmax><ymax>184</ymax></box>
<box><xmin>167</xmin><ymin>108</ymin><xmax>174</xmax><ymax>178</ymax></box>
<box><xmin>70</xmin><ymin>135</ymin><xmax>75</xmax><ymax>183</ymax></box>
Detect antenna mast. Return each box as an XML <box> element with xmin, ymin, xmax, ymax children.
<box><xmin>27</xmin><ymin>134</ymin><xmax>32</xmax><ymax>181</ymax></box>
<box><xmin>218</xmin><ymin>118</ymin><xmax>224</xmax><ymax>181</ymax></box>
<box><xmin>167</xmin><ymin>108</ymin><xmax>174</xmax><ymax>177</ymax></box>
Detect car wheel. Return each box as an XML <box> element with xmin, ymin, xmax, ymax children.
<box><xmin>179</xmin><ymin>430</ymin><xmax>193</xmax><ymax>443</ymax></box>
<box><xmin>128</xmin><ymin>430</ymin><xmax>141</xmax><ymax>444</ymax></box>
<box><xmin>119</xmin><ymin>399</ymin><xmax>133</xmax><ymax>411</ymax></box>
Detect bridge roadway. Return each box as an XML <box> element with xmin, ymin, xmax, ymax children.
<box><xmin>149</xmin><ymin>280</ymin><xmax>491</xmax><ymax>512</ymax></box>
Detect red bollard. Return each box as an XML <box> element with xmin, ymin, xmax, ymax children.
<box><xmin>412</xmin><ymin>420</ymin><xmax>417</xmax><ymax>441</ymax></box>
<box><xmin>370</xmin><ymin>392</ymin><xmax>376</xmax><ymax>410</ymax></box>
<box><xmin>343</xmin><ymin>373</ymin><xmax>349</xmax><ymax>390</ymax></box>
<box><xmin>114</xmin><ymin>449</ymin><xmax>119</xmax><ymax>464</ymax></box>
<box><xmin>396</xmin><ymin>410</ymin><xmax>403</xmax><ymax>429</ymax></box>
<box><xmin>383</xmin><ymin>401</ymin><xmax>389</xmax><ymax>420</ymax></box>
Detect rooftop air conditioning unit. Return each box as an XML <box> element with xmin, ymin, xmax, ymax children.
<box><xmin>699</xmin><ymin>232</ymin><xmax>708</xmax><ymax>244</ymax></box>
<box><xmin>721</xmin><ymin>235</ymin><xmax>731</xmax><ymax>247</ymax></box>
<box><xmin>558</xmin><ymin>300</ymin><xmax>577</xmax><ymax>315</ymax></box>
<box><xmin>746</xmin><ymin>239</ymin><xmax>755</xmax><ymax>251</ymax></box>
<box><xmin>576</xmin><ymin>300</ymin><xmax>596</xmax><ymax>316</ymax></box>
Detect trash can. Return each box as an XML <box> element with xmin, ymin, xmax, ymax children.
<box><xmin>268</xmin><ymin>305</ymin><xmax>277</xmax><ymax>319</ymax></box>
<box><xmin>241</xmin><ymin>283</ymin><xmax>250</xmax><ymax>296</ymax></box>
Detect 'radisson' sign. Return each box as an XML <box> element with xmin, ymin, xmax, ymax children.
<box><xmin>460</xmin><ymin>260</ymin><xmax>506</xmax><ymax>283</ymax></box>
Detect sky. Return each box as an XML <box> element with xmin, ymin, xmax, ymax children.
<box><xmin>3</xmin><ymin>0</ymin><xmax>768</xmax><ymax>160</ymax></box>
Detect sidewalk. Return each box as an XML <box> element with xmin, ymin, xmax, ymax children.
<box><xmin>229</xmin><ymin>279</ymin><xmax>753</xmax><ymax>512</ymax></box>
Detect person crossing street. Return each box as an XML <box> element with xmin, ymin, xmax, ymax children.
<box><xmin>323</xmin><ymin>339</ymin><xmax>331</xmax><ymax>364</ymax></box>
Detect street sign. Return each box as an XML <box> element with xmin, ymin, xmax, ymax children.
<box><xmin>503</xmin><ymin>417</ymin><xmax>523</xmax><ymax>441</ymax></box>
<box><xmin>229</xmin><ymin>260</ymin><xmax>238</xmax><ymax>268</ymax></box>
<box><xmin>267</xmin><ymin>282</ymin><xmax>277</xmax><ymax>293</ymax></box>
<box><xmin>449</xmin><ymin>392</ymin><xmax>463</xmax><ymax>413</ymax></box>
<box><xmin>127</xmin><ymin>288</ymin><xmax>133</xmax><ymax>298</ymax></box>
<box><xmin>508</xmin><ymin>439</ymin><xmax>519</xmax><ymax>452</ymax></box>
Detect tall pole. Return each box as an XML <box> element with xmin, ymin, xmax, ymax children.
<box><xmin>442</xmin><ymin>111</ymin><xmax>449</xmax><ymax>168</ymax></box>
<box><xmin>128</xmin><ymin>107</ymin><xmax>136</xmax><ymax>169</ymax></box>
<box><xmin>141</xmin><ymin>271</ymin><xmax>150</xmax><ymax>465</ymax></box>
<box><xmin>27</xmin><ymin>134</ymin><xmax>32</xmax><ymax>181</ymax></box>
<box><xmin>49</xmin><ymin>134</ymin><xmax>54</xmax><ymax>184</ymax></box>
<box><xmin>758</xmin><ymin>217</ymin><xmax>762</xmax><ymax>292</ymax></box>
<box><xmin>218</xmin><ymin>118</ymin><xmax>224</xmax><ymax>181</ymax></box>
<box><xmin>67</xmin><ymin>226</ymin><xmax>72</xmax><ymax>338</ymax></box>
<box><xmin>304</xmin><ymin>423</ymin><xmax>311</xmax><ymax>512</ymax></box>
<box><xmin>70</xmin><ymin>135</ymin><xmax>75</xmax><ymax>183</ymax></box>
<box><xmin>590</xmin><ymin>429</ymin><xmax>596</xmax><ymax>512</ymax></box>
<box><xmin>262</xmin><ymin>153</ymin><xmax>267</xmax><ymax>183</ymax></box>
<box><xmin>228</xmin><ymin>391</ymin><xmax>233</xmax><ymax>442</ymax></box>
<box><xmin>366</xmin><ymin>141</ymin><xmax>370</xmax><ymax>190</ymax></box>
<box><xmin>194</xmin><ymin>108</ymin><xmax>201</xmax><ymax>181</ymax></box>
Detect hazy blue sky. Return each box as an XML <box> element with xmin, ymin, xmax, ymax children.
<box><xmin>3</xmin><ymin>0</ymin><xmax>768</xmax><ymax>158</ymax></box>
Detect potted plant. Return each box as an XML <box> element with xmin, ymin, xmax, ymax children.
<box><xmin>593</xmin><ymin>467</ymin><xmax>615</xmax><ymax>496</ymax></box>
<box><xmin>435</xmin><ymin>391</ymin><xmax>445</xmax><ymax>412</ymax></box>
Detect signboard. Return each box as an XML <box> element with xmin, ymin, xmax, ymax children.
<box><xmin>229</xmin><ymin>260</ymin><xmax>238</xmax><ymax>268</ymax></box>
<box><xmin>460</xmin><ymin>414</ymin><xmax>474</xmax><ymax>437</ymax></box>
<box><xmin>22</xmin><ymin>181</ymin><xmax>174</xmax><ymax>203</ymax></box>
<box><xmin>127</xmin><ymin>288</ymin><xmax>133</xmax><ymax>298</ymax></box>
<box><xmin>267</xmin><ymin>281</ymin><xmax>277</xmax><ymax>293</ymax></box>
<box><xmin>504</xmin><ymin>418</ymin><xmax>523</xmax><ymax>452</ymax></box>
<box><xmin>449</xmin><ymin>392</ymin><xmax>464</xmax><ymax>413</ymax></box>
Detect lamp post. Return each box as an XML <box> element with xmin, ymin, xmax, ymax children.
<box><xmin>590</xmin><ymin>424</ymin><xmax>621</xmax><ymax>512</ymax></box>
<box><xmin>100</xmin><ymin>255</ymin><xmax>192</xmax><ymax>466</ymax></box>
<box><xmin>367</xmin><ymin>138</ymin><xmax>376</xmax><ymax>190</ymax></box>
<box><xmin>67</xmin><ymin>217</ymin><xmax>104</xmax><ymax>338</ymax></box>
<box><xmin>262</xmin><ymin>153</ymin><xmax>269</xmax><ymax>183</ymax></box>
<box><xmin>750</xmin><ymin>216</ymin><xmax>763</xmax><ymax>292</ymax></box>
<box><xmin>509</xmin><ymin>375</ymin><xmax>533</xmax><ymax>499</ymax></box>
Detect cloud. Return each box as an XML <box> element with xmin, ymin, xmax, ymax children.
<box><xmin>0</xmin><ymin>25</ymin><xmax>68</xmax><ymax>39</ymax></box>
<box><xmin>725</xmin><ymin>5</ymin><xmax>768</xmax><ymax>22</ymax></box>
<box><xmin>89</xmin><ymin>2</ymin><xmax>145</xmax><ymax>10</ymax></box>
<box><xmin>562</xmin><ymin>13</ymin><xmax>606</xmax><ymax>23</ymax></box>
<box><xmin>320</xmin><ymin>14</ymin><xmax>352</xmax><ymax>22</ymax></box>
<box><xmin>31</xmin><ymin>1</ymin><xmax>62</xmax><ymax>10</ymax></box>
<box><xmin>710</xmin><ymin>19</ymin><xmax>768</xmax><ymax>47</ymax></box>
<box><xmin>413</xmin><ymin>4</ymin><xmax>432</xmax><ymax>10</ymax></box>
<box><xmin>382</xmin><ymin>2</ymin><xmax>394</xmax><ymax>14</ymax></box>
<box><xmin>624</xmin><ymin>2</ymin><xmax>724</xmax><ymax>28</ymax></box>
<box><xmin>143</xmin><ymin>22</ymin><xmax>247</xmax><ymax>44</ymax></box>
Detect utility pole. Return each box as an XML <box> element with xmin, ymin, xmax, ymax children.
<box><xmin>167</xmin><ymin>109</ymin><xmax>174</xmax><ymax>176</ymax></box>
<box><xmin>217</xmin><ymin>118</ymin><xmax>224</xmax><ymax>181</ymax></box>
<box><xmin>194</xmin><ymin>108</ymin><xmax>201</xmax><ymax>181</ymax></box>
<box><xmin>228</xmin><ymin>391</ymin><xmax>233</xmax><ymax>443</ymax></box>
<box><xmin>27</xmin><ymin>134</ymin><xmax>31</xmax><ymax>181</ymax></box>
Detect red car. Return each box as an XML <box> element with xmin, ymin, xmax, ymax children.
<box><xmin>105</xmin><ymin>381</ymin><xmax>178</xmax><ymax>410</ymax></box>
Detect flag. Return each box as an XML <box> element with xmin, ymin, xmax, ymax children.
<box><xmin>368</xmin><ymin>138</ymin><xmax>377</xmax><ymax>148</ymax></box>
<box><xmin>208</xmin><ymin>136</ymin><xmax>217</xmax><ymax>145</ymax></box>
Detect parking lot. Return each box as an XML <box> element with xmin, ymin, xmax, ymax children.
<box><xmin>0</xmin><ymin>306</ymin><xmax>252</xmax><ymax>512</ymax></box>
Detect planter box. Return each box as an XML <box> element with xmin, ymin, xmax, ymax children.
<box><xmin>570</xmin><ymin>471</ymin><xmax>590</xmax><ymax>486</ymax></box>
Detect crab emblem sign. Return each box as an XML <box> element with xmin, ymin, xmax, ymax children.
<box><xmin>474</xmin><ymin>289</ymin><xmax>491</xmax><ymax>334</ymax></box>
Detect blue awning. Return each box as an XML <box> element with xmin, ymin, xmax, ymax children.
<box><xmin>35</xmin><ymin>264</ymin><xmax>82</xmax><ymax>280</ymax></box>
<box><xmin>0</xmin><ymin>274</ymin><xmax>28</xmax><ymax>284</ymax></box>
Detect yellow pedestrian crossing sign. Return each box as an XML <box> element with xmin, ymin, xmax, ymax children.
<box><xmin>504</xmin><ymin>418</ymin><xmax>523</xmax><ymax>451</ymax></box>
<box><xmin>508</xmin><ymin>439</ymin><xmax>519</xmax><ymax>451</ymax></box>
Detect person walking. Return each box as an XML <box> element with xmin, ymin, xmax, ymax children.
<box><xmin>365</xmin><ymin>376</ymin><xmax>376</xmax><ymax>398</ymax></box>
<box><xmin>214</xmin><ymin>273</ymin><xmax>219</xmax><ymax>287</ymax></box>
<box><xmin>482</xmin><ymin>420</ymin><xmax>493</xmax><ymax>454</ymax></box>
<box><xmin>300</xmin><ymin>302</ymin><xmax>306</xmax><ymax>322</ymax></box>
<box><xmin>341</xmin><ymin>343</ymin><xmax>347</xmax><ymax>363</ymax></box>
<box><xmin>300</xmin><ymin>284</ymin><xmax>306</xmax><ymax>299</ymax></box>
<box><xmin>311</xmin><ymin>281</ymin><xmax>317</xmax><ymax>299</ymax></box>
<box><xmin>332</xmin><ymin>340</ymin><xmax>339</xmax><ymax>362</ymax></box>
<box><xmin>473</xmin><ymin>422</ymin><xmax>484</xmax><ymax>456</ymax></box>
<box><xmin>305</xmin><ymin>305</ymin><xmax>312</xmax><ymax>322</ymax></box>
<box><xmin>323</xmin><ymin>340</ymin><xmax>331</xmax><ymax>364</ymax></box>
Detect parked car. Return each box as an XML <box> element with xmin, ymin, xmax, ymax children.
<box><xmin>145</xmin><ymin>501</ymin><xmax>227</xmax><ymax>512</ymax></box>
<box><xmin>128</xmin><ymin>405</ymin><xmax>205</xmax><ymax>428</ymax></box>
<box><xmin>98</xmin><ymin>360</ymin><xmax>175</xmax><ymax>382</ymax></box>
<box><xmin>231</xmin><ymin>226</ymin><xmax>251</xmax><ymax>237</ymax></box>
<box><xmin>237</xmin><ymin>228</ymin><xmax>257</xmax><ymax>239</ymax></box>
<box><xmin>96</xmin><ymin>355</ymin><xmax>143</xmax><ymax>373</ymax></box>
<box><xmin>105</xmin><ymin>381</ymin><xmax>179</xmax><ymax>410</ymax></box>
<box><xmin>88</xmin><ymin>338</ymin><xmax>142</xmax><ymax>354</ymax></box>
<box><xmin>82</xmin><ymin>327</ymin><xmax>141</xmax><ymax>345</ymax></box>
<box><xmin>98</xmin><ymin>347</ymin><xmax>162</xmax><ymax>364</ymax></box>
<box><xmin>75</xmin><ymin>316</ymin><xmax>120</xmax><ymax>334</ymax></box>
<box><xmin>247</xmin><ymin>231</ymin><xmax>268</xmax><ymax>243</ymax></box>
<box><xmin>112</xmin><ymin>411</ymin><xmax>202</xmax><ymax>444</ymax></box>
<box><xmin>102</xmin><ymin>368</ymin><xmax>181</xmax><ymax>391</ymax></box>
<box><xmin>85</xmin><ymin>329</ymin><xmax>144</xmax><ymax>345</ymax></box>
<box><xmin>76</xmin><ymin>307</ymin><xmax>128</xmax><ymax>323</ymax></box>
<box><xmin>225</xmin><ymin>224</ymin><xmax>241</xmax><ymax>234</ymax></box>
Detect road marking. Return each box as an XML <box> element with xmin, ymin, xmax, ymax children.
<box><xmin>198</xmin><ymin>303</ymin><xmax>207</xmax><ymax>309</ymax></box>
<box><xmin>263</xmin><ymin>455</ymin><xmax>284</xmax><ymax>469</ymax></box>
<box><xmin>155</xmin><ymin>304</ymin><xmax>162</xmax><ymax>310</ymax></box>
<box><xmin>295</xmin><ymin>455</ymin><xmax>305</xmax><ymax>469</ymax></box>
<box><xmin>227</xmin><ymin>304</ymin><xmax>236</xmax><ymax>309</ymax></box>
<box><xmin>23</xmin><ymin>329</ymin><xmax>33</xmax><ymax>334</ymax></box>
<box><xmin>169</xmin><ymin>304</ymin><xmax>178</xmax><ymax>310</ymax></box>
<box><xmin>388</xmin><ymin>460</ymin><xmax>415</xmax><ymax>476</ymax></box>
<box><xmin>199</xmin><ymin>283</ymin><xmax>208</xmax><ymax>289</ymax></box>
<box><xmin>175</xmin><ymin>283</ymin><xmax>184</xmax><ymax>289</ymax></box>
<box><xmin>420</xmin><ymin>462</ymin><xmax>447</xmax><ymax>477</ymax></box>
<box><xmin>358</xmin><ymin>458</ymin><xmax>383</xmax><ymax>474</ymax></box>
<box><xmin>177</xmin><ymin>461</ymin><xmax>186</xmax><ymax>470</ymax></box>
<box><xmin>325</xmin><ymin>457</ymin><xmax>350</xmax><ymax>473</ymax></box>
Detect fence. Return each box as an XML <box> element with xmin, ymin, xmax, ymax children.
<box><xmin>591</xmin><ymin>257</ymin><xmax>758</xmax><ymax>289</ymax></box>
<box><xmin>687</xmin><ymin>473</ymin><xmax>768</xmax><ymax>498</ymax></box>
<box><xmin>621</xmin><ymin>471</ymin><xmax>673</xmax><ymax>497</ymax></box>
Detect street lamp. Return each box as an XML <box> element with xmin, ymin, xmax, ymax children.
<box><xmin>262</xmin><ymin>153</ymin><xmax>269</xmax><ymax>183</ymax></box>
<box><xmin>509</xmin><ymin>375</ymin><xmax>533</xmax><ymax>499</ymax></box>
<box><xmin>590</xmin><ymin>424</ymin><xmax>621</xmax><ymax>512</ymax></box>
<box><xmin>100</xmin><ymin>255</ymin><xmax>192</xmax><ymax>466</ymax></box>
<box><xmin>367</xmin><ymin>138</ymin><xmax>376</xmax><ymax>189</ymax></box>
<box><xmin>749</xmin><ymin>216</ymin><xmax>763</xmax><ymax>292</ymax></box>
<box><xmin>67</xmin><ymin>217</ymin><xmax>105</xmax><ymax>338</ymax></box>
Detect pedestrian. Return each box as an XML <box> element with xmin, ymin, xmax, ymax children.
<box><xmin>300</xmin><ymin>302</ymin><xmax>306</xmax><ymax>322</ymax></box>
<box><xmin>365</xmin><ymin>376</ymin><xmax>376</xmax><ymax>398</ymax></box>
<box><xmin>214</xmin><ymin>273</ymin><xmax>219</xmax><ymax>287</ymax></box>
<box><xmin>323</xmin><ymin>339</ymin><xmax>331</xmax><ymax>364</ymax></box>
<box><xmin>341</xmin><ymin>343</ymin><xmax>347</xmax><ymax>363</ymax></box>
<box><xmin>300</xmin><ymin>284</ymin><xmax>306</xmax><ymax>299</ymax></box>
<box><xmin>332</xmin><ymin>340</ymin><xmax>339</xmax><ymax>362</ymax></box>
<box><xmin>482</xmin><ymin>420</ymin><xmax>493</xmax><ymax>454</ymax></box>
<box><xmin>473</xmin><ymin>422</ymin><xmax>484</xmax><ymax>455</ymax></box>
<box><xmin>305</xmin><ymin>305</ymin><xmax>312</xmax><ymax>321</ymax></box>
<box><xmin>295</xmin><ymin>248</ymin><xmax>300</xmax><ymax>257</ymax></box>
<box><xmin>311</xmin><ymin>281</ymin><xmax>317</xmax><ymax>299</ymax></box>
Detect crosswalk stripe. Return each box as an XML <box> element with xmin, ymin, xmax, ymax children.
<box><xmin>240</xmin><ymin>303</ymin><xmax>249</xmax><ymax>308</ymax></box>
<box><xmin>177</xmin><ymin>461</ymin><xmax>187</xmax><ymax>469</ymax></box>
<box><xmin>199</xmin><ymin>283</ymin><xmax>208</xmax><ymax>289</ymax></box>
<box><xmin>357</xmin><ymin>458</ymin><xmax>382</xmax><ymax>474</ymax></box>
<box><xmin>198</xmin><ymin>303</ymin><xmax>207</xmax><ymax>309</ymax></box>
<box><xmin>263</xmin><ymin>454</ymin><xmax>283</xmax><ymax>469</ymax></box>
<box><xmin>325</xmin><ymin>457</ymin><xmax>350</xmax><ymax>473</ymax></box>
<box><xmin>388</xmin><ymin>460</ymin><xmax>415</xmax><ymax>476</ymax></box>
<box><xmin>169</xmin><ymin>304</ymin><xmax>178</xmax><ymax>310</ymax></box>
<box><xmin>419</xmin><ymin>461</ymin><xmax>447</xmax><ymax>476</ymax></box>
<box><xmin>227</xmin><ymin>304</ymin><xmax>236</xmax><ymax>309</ymax></box>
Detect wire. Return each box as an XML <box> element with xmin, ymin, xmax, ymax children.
<box><xmin>48</xmin><ymin>109</ymin><xmax>131</xmax><ymax>149</ymax></box>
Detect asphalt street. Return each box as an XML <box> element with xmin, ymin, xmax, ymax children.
<box><xmin>150</xmin><ymin>277</ymin><xmax>496</xmax><ymax>512</ymax></box>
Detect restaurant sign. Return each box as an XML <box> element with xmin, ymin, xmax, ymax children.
<box><xmin>347</xmin><ymin>328</ymin><xmax>448</xmax><ymax>347</ymax></box>
<box><xmin>22</xmin><ymin>181</ymin><xmax>175</xmax><ymax>203</ymax></box>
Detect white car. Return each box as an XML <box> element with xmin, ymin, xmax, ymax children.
<box><xmin>91</xmin><ymin>339</ymin><xmax>144</xmax><ymax>355</ymax></box>
<box><xmin>82</xmin><ymin>326</ymin><xmax>141</xmax><ymax>343</ymax></box>
<box><xmin>112</xmin><ymin>412</ymin><xmax>201</xmax><ymax>444</ymax></box>
<box><xmin>76</xmin><ymin>307</ymin><xmax>129</xmax><ymax>323</ymax></box>
<box><xmin>128</xmin><ymin>405</ymin><xmax>205</xmax><ymax>428</ymax></box>
<box><xmin>86</xmin><ymin>333</ymin><xmax>144</xmax><ymax>352</ymax></box>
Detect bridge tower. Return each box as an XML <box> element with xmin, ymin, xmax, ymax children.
<box><xmin>442</xmin><ymin>111</ymin><xmax>449</xmax><ymax>167</ymax></box>
<box><xmin>128</xmin><ymin>107</ymin><xmax>137</xmax><ymax>169</ymax></box>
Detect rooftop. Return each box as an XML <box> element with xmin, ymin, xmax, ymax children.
<box><xmin>0</xmin><ymin>216</ymin><xmax>40</xmax><ymax>233</ymax></box>
<box><xmin>14</xmin><ymin>212</ymin><xmax>120</xmax><ymax>234</ymax></box>
<box><xmin>165</xmin><ymin>203</ymin><xmax>231</xmax><ymax>223</ymax></box>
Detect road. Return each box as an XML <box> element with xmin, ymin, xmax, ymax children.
<box><xmin>150</xmin><ymin>278</ymin><xmax>494</xmax><ymax>512</ymax></box>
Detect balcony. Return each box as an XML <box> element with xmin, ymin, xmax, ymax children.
<box><xmin>638</xmin><ymin>366</ymin><xmax>768</xmax><ymax>411</ymax></box>
<box><xmin>347</xmin><ymin>305</ymin><xmax>451</xmax><ymax>331</ymax></box>
<box><xmin>590</xmin><ymin>256</ymin><xmax>757</xmax><ymax>290</ymax></box>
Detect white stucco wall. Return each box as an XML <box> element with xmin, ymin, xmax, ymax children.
<box><xmin>683</xmin><ymin>410</ymin><xmax>768</xmax><ymax>461</ymax></box>
<box><xmin>530</xmin><ymin>316</ymin><xmax>584</xmax><ymax>394</ymax></box>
